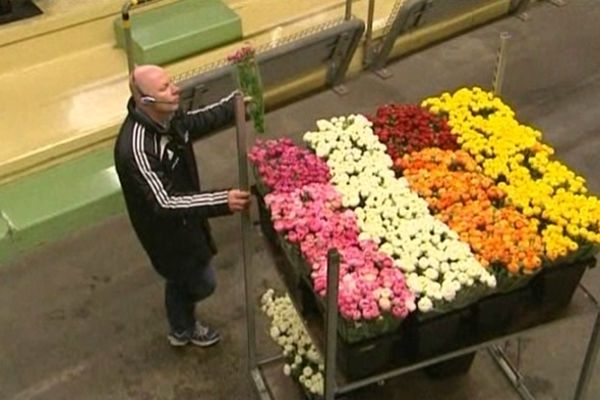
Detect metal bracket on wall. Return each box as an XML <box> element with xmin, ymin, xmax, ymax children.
<box><xmin>517</xmin><ymin>11</ymin><xmax>531</xmax><ymax>21</ymax></box>
<box><xmin>374</xmin><ymin>68</ymin><xmax>393</xmax><ymax>80</ymax></box>
<box><xmin>413</xmin><ymin>0</ymin><xmax>433</xmax><ymax>28</ymax></box>
<box><xmin>326</xmin><ymin>23</ymin><xmax>365</xmax><ymax>95</ymax></box>
<box><xmin>510</xmin><ymin>0</ymin><xmax>533</xmax><ymax>21</ymax></box>
<box><xmin>332</xmin><ymin>84</ymin><xmax>350</xmax><ymax>96</ymax></box>
<box><xmin>326</xmin><ymin>32</ymin><xmax>353</xmax><ymax>84</ymax></box>
<box><xmin>512</xmin><ymin>0</ymin><xmax>568</xmax><ymax>21</ymax></box>
<box><xmin>369</xmin><ymin>0</ymin><xmax>431</xmax><ymax>76</ymax></box>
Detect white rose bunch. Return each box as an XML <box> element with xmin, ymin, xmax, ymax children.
<box><xmin>389</xmin><ymin>217</ymin><xmax>496</xmax><ymax>312</ymax></box>
<box><xmin>261</xmin><ymin>290</ymin><xmax>324</xmax><ymax>396</ymax></box>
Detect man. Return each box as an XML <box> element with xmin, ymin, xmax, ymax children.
<box><xmin>114</xmin><ymin>65</ymin><xmax>250</xmax><ymax>347</ymax></box>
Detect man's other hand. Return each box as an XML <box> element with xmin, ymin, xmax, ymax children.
<box><xmin>228</xmin><ymin>189</ymin><xmax>251</xmax><ymax>212</ymax></box>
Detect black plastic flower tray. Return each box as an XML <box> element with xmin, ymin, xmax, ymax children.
<box><xmin>338</xmin><ymin>332</ymin><xmax>404</xmax><ymax>380</ymax></box>
<box><xmin>294</xmin><ymin>278</ymin><xmax>403</xmax><ymax>380</ymax></box>
<box><xmin>402</xmin><ymin>306</ymin><xmax>475</xmax><ymax>361</ymax></box>
<box><xmin>475</xmin><ymin>286</ymin><xmax>531</xmax><ymax>339</ymax></box>
<box><xmin>530</xmin><ymin>257</ymin><xmax>595</xmax><ymax>314</ymax></box>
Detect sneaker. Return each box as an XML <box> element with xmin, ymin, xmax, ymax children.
<box><xmin>190</xmin><ymin>321</ymin><xmax>221</xmax><ymax>347</ymax></box>
<box><xmin>167</xmin><ymin>330</ymin><xmax>190</xmax><ymax>347</ymax></box>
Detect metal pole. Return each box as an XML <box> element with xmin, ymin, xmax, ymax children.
<box><xmin>493</xmin><ymin>32</ymin><xmax>511</xmax><ymax>96</ymax></box>
<box><xmin>122</xmin><ymin>0</ymin><xmax>156</xmax><ymax>73</ymax></box>
<box><xmin>345</xmin><ymin>0</ymin><xmax>352</xmax><ymax>20</ymax></box>
<box><xmin>234</xmin><ymin>92</ymin><xmax>257</xmax><ymax>372</ymax></box>
<box><xmin>324</xmin><ymin>249</ymin><xmax>341</xmax><ymax>400</ymax></box>
<box><xmin>574</xmin><ymin>304</ymin><xmax>600</xmax><ymax>399</ymax></box>
<box><xmin>489</xmin><ymin>345</ymin><xmax>536</xmax><ymax>400</ymax></box>
<box><xmin>121</xmin><ymin>2</ymin><xmax>135</xmax><ymax>74</ymax></box>
<box><xmin>364</xmin><ymin>0</ymin><xmax>376</xmax><ymax>66</ymax></box>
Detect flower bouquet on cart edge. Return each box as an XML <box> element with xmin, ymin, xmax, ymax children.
<box><xmin>228</xmin><ymin>44</ymin><xmax>266</xmax><ymax>134</ymax></box>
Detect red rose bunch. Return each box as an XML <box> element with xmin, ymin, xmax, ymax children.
<box><xmin>369</xmin><ymin>104</ymin><xmax>459</xmax><ymax>163</ymax></box>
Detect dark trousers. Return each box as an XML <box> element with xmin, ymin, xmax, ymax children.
<box><xmin>154</xmin><ymin>260</ymin><xmax>216</xmax><ymax>334</ymax></box>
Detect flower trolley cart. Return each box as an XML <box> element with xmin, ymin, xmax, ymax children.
<box><xmin>231</xmin><ymin>92</ymin><xmax>600</xmax><ymax>400</ymax></box>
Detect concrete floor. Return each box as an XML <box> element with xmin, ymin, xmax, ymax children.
<box><xmin>2</xmin><ymin>1</ymin><xmax>600</xmax><ymax>399</ymax></box>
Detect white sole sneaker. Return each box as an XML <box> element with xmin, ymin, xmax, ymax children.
<box><xmin>190</xmin><ymin>335</ymin><xmax>220</xmax><ymax>347</ymax></box>
<box><xmin>167</xmin><ymin>334</ymin><xmax>190</xmax><ymax>347</ymax></box>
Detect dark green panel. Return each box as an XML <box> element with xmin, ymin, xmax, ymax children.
<box><xmin>114</xmin><ymin>0</ymin><xmax>242</xmax><ymax>65</ymax></box>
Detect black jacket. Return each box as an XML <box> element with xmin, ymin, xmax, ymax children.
<box><xmin>114</xmin><ymin>93</ymin><xmax>236</xmax><ymax>272</ymax></box>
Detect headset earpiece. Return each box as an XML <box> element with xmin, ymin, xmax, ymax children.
<box><xmin>140</xmin><ymin>95</ymin><xmax>157</xmax><ymax>105</ymax></box>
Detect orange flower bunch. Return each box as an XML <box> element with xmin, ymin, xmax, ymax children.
<box><xmin>400</xmin><ymin>149</ymin><xmax>505</xmax><ymax>212</ymax></box>
<box><xmin>394</xmin><ymin>147</ymin><xmax>478</xmax><ymax>174</ymax></box>
<box><xmin>400</xmin><ymin>148</ymin><xmax>544</xmax><ymax>275</ymax></box>
<box><xmin>404</xmin><ymin>169</ymin><xmax>506</xmax><ymax>213</ymax></box>
<box><xmin>439</xmin><ymin>202</ymin><xmax>543</xmax><ymax>274</ymax></box>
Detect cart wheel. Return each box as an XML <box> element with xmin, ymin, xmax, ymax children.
<box><xmin>424</xmin><ymin>352</ymin><xmax>476</xmax><ymax>379</ymax></box>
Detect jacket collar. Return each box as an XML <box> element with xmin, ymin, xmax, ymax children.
<box><xmin>127</xmin><ymin>97</ymin><xmax>176</xmax><ymax>135</ymax></box>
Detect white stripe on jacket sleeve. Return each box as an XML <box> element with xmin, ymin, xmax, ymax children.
<box><xmin>186</xmin><ymin>91</ymin><xmax>236</xmax><ymax>115</ymax></box>
<box><xmin>132</xmin><ymin>123</ymin><xmax>229</xmax><ymax>209</ymax></box>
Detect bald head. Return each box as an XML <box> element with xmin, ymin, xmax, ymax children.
<box><xmin>130</xmin><ymin>65</ymin><xmax>165</xmax><ymax>98</ymax></box>
<box><xmin>129</xmin><ymin>65</ymin><xmax>180</xmax><ymax>117</ymax></box>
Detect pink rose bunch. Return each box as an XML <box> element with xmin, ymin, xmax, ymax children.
<box><xmin>265</xmin><ymin>183</ymin><xmax>415</xmax><ymax>321</ymax></box>
<box><xmin>249</xmin><ymin>139</ymin><xmax>331</xmax><ymax>193</ymax></box>
<box><xmin>333</xmin><ymin>243</ymin><xmax>415</xmax><ymax>320</ymax></box>
<box><xmin>268</xmin><ymin>184</ymin><xmax>352</xmax><ymax>245</ymax></box>
<box><xmin>226</xmin><ymin>44</ymin><xmax>256</xmax><ymax>63</ymax></box>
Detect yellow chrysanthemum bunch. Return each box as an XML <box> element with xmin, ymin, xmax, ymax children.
<box><xmin>422</xmin><ymin>87</ymin><xmax>600</xmax><ymax>261</ymax></box>
<box><xmin>422</xmin><ymin>87</ymin><xmax>544</xmax><ymax>163</ymax></box>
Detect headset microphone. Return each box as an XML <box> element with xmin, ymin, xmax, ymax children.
<box><xmin>140</xmin><ymin>96</ymin><xmax>177</xmax><ymax>105</ymax></box>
